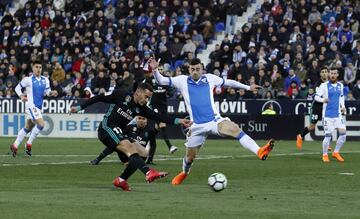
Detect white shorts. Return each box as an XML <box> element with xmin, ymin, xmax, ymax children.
<box><xmin>185</xmin><ymin>116</ymin><xmax>230</xmax><ymax>148</ymax></box>
<box><xmin>26</xmin><ymin>106</ymin><xmax>43</xmax><ymax>121</ymax></box>
<box><xmin>323</xmin><ymin>117</ymin><xmax>346</xmax><ymax>134</ymax></box>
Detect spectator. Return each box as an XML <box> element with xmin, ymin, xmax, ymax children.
<box><xmin>344</xmin><ymin>62</ymin><xmax>357</xmax><ymax>87</ymax></box>
<box><xmin>92</xmin><ymin>71</ymin><xmax>110</xmax><ymax>94</ymax></box>
<box><xmin>181</xmin><ymin>38</ymin><xmax>196</xmax><ymax>57</ymax></box>
<box><xmin>51</xmin><ymin>80</ymin><xmax>63</xmax><ymax>97</ymax></box>
<box><xmin>51</xmin><ymin>62</ymin><xmax>65</xmax><ymax>83</ymax></box>
<box><xmin>284</xmin><ymin>69</ymin><xmax>301</xmax><ymax>91</ymax></box>
<box><xmin>352</xmin><ymin>80</ymin><xmax>360</xmax><ymax>100</ymax></box>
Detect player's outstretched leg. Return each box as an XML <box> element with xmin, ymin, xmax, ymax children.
<box><xmin>236</xmin><ymin>131</ymin><xmax>275</xmax><ymax>160</ymax></box>
<box><xmin>218</xmin><ymin>120</ymin><xmax>275</xmax><ymax>160</ymax></box>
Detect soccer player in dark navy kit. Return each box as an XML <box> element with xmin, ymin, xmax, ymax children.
<box><xmin>71</xmin><ymin>83</ymin><xmax>192</xmax><ymax>191</ymax></box>
<box><xmin>143</xmin><ymin>66</ymin><xmax>178</xmax><ymax>164</ymax></box>
<box><xmin>296</xmin><ymin>66</ymin><xmax>331</xmax><ymax>150</ymax></box>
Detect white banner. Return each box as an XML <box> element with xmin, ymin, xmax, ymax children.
<box><xmin>0</xmin><ymin>113</ymin><xmax>104</xmax><ymax>138</ymax></box>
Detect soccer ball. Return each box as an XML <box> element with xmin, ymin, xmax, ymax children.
<box><xmin>208</xmin><ymin>173</ymin><xmax>227</xmax><ymax>192</ymax></box>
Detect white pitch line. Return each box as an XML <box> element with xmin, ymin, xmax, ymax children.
<box><xmin>1</xmin><ymin>151</ymin><xmax>360</xmax><ymax>167</ymax></box>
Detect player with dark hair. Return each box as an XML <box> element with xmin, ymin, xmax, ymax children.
<box><xmin>296</xmin><ymin>66</ymin><xmax>331</xmax><ymax>150</ymax></box>
<box><xmin>143</xmin><ymin>65</ymin><xmax>178</xmax><ymax>164</ymax></box>
<box><xmin>315</xmin><ymin>67</ymin><xmax>347</xmax><ymax>162</ymax></box>
<box><xmin>150</xmin><ymin>57</ymin><xmax>274</xmax><ymax>186</ymax></box>
<box><xmin>11</xmin><ymin>60</ymin><xmax>58</xmax><ymax>157</ymax></box>
<box><xmin>71</xmin><ymin>83</ymin><xmax>192</xmax><ymax>191</ymax></box>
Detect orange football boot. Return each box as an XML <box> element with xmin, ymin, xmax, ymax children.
<box><xmin>296</xmin><ymin>134</ymin><xmax>303</xmax><ymax>150</ymax></box>
<box><xmin>332</xmin><ymin>152</ymin><xmax>344</xmax><ymax>162</ymax></box>
<box><xmin>322</xmin><ymin>155</ymin><xmax>330</xmax><ymax>163</ymax></box>
<box><xmin>171</xmin><ymin>172</ymin><xmax>188</xmax><ymax>185</ymax></box>
<box><xmin>257</xmin><ymin>139</ymin><xmax>275</xmax><ymax>160</ymax></box>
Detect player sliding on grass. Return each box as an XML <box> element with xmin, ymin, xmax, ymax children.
<box><xmin>296</xmin><ymin>66</ymin><xmax>332</xmax><ymax>151</ymax></box>
<box><xmin>11</xmin><ymin>60</ymin><xmax>58</xmax><ymax>157</ymax></box>
<box><xmin>149</xmin><ymin>57</ymin><xmax>275</xmax><ymax>185</ymax></box>
<box><xmin>315</xmin><ymin>68</ymin><xmax>347</xmax><ymax>163</ymax></box>
<box><xmin>71</xmin><ymin>83</ymin><xmax>192</xmax><ymax>190</ymax></box>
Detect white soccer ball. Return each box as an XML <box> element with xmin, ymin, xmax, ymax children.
<box><xmin>208</xmin><ymin>172</ymin><xmax>227</xmax><ymax>192</ymax></box>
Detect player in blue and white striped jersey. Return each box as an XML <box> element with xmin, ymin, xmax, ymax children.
<box><xmin>150</xmin><ymin>57</ymin><xmax>275</xmax><ymax>185</ymax></box>
<box><xmin>11</xmin><ymin>60</ymin><xmax>58</xmax><ymax>157</ymax></box>
<box><xmin>315</xmin><ymin>68</ymin><xmax>347</xmax><ymax>162</ymax></box>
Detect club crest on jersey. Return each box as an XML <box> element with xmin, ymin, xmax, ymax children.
<box><xmin>201</xmin><ymin>77</ymin><xmax>208</xmax><ymax>83</ymax></box>
<box><xmin>125</xmin><ymin>95</ymin><xmax>132</xmax><ymax>103</ymax></box>
<box><xmin>135</xmin><ymin>108</ymin><xmax>140</xmax><ymax>113</ymax></box>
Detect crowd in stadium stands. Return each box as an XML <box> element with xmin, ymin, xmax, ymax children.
<box><xmin>0</xmin><ymin>0</ymin><xmax>360</xmax><ymax>101</ymax></box>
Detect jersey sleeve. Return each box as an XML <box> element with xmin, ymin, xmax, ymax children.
<box><xmin>15</xmin><ymin>77</ymin><xmax>31</xmax><ymax>97</ymax></box>
<box><xmin>140</xmin><ymin>106</ymin><xmax>175</xmax><ymax>124</ymax></box>
<box><xmin>314</xmin><ymin>83</ymin><xmax>327</xmax><ymax>103</ymax></box>
<box><xmin>20</xmin><ymin>77</ymin><xmax>31</xmax><ymax>88</ymax></box>
<box><xmin>168</xmin><ymin>75</ymin><xmax>187</xmax><ymax>89</ymax></box>
<box><xmin>205</xmin><ymin>74</ymin><xmax>225</xmax><ymax>87</ymax></box>
<box><xmin>315</xmin><ymin>83</ymin><xmax>326</xmax><ymax>97</ymax></box>
<box><xmin>44</xmin><ymin>78</ymin><xmax>51</xmax><ymax>96</ymax></box>
<box><xmin>80</xmin><ymin>89</ymin><xmax>125</xmax><ymax>110</ymax></box>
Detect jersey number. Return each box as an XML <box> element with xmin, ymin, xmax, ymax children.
<box><xmin>113</xmin><ymin>127</ymin><xmax>122</xmax><ymax>135</ymax></box>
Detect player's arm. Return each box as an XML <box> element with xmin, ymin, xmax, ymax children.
<box><xmin>15</xmin><ymin>77</ymin><xmax>30</xmax><ymax>101</ymax></box>
<box><xmin>153</xmin><ymin>68</ymin><xmax>172</xmax><ymax>86</ymax></box>
<box><xmin>340</xmin><ymin>83</ymin><xmax>346</xmax><ymax>114</ymax></box>
<box><xmin>148</xmin><ymin>57</ymin><xmax>173</xmax><ymax>86</ymax></box>
<box><xmin>207</xmin><ymin>73</ymin><xmax>261</xmax><ymax>91</ymax></box>
<box><xmin>71</xmin><ymin>89</ymin><xmax>124</xmax><ymax>112</ymax></box>
<box><xmin>223</xmin><ymin>79</ymin><xmax>263</xmax><ymax>91</ymax></box>
<box><xmin>44</xmin><ymin>78</ymin><xmax>58</xmax><ymax>97</ymax></box>
<box><xmin>140</xmin><ymin>106</ymin><xmax>192</xmax><ymax>128</ymax></box>
<box><xmin>314</xmin><ymin>83</ymin><xmax>328</xmax><ymax>103</ymax></box>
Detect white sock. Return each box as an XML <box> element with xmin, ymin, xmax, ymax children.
<box><xmin>237</xmin><ymin>131</ymin><xmax>260</xmax><ymax>155</ymax></box>
<box><xmin>182</xmin><ymin>157</ymin><xmax>192</xmax><ymax>174</ymax></box>
<box><xmin>334</xmin><ymin>133</ymin><xmax>346</xmax><ymax>153</ymax></box>
<box><xmin>322</xmin><ymin>135</ymin><xmax>332</xmax><ymax>155</ymax></box>
<box><xmin>14</xmin><ymin>128</ymin><xmax>31</xmax><ymax>148</ymax></box>
<box><xmin>27</xmin><ymin>125</ymin><xmax>43</xmax><ymax>145</ymax></box>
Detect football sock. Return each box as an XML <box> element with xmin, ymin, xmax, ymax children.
<box><xmin>129</xmin><ymin>153</ymin><xmax>150</xmax><ymax>175</ymax></box>
<box><xmin>322</xmin><ymin>134</ymin><xmax>332</xmax><ymax>155</ymax></box>
<box><xmin>300</xmin><ymin>127</ymin><xmax>309</xmax><ymax>138</ymax></box>
<box><xmin>120</xmin><ymin>163</ymin><xmax>138</xmax><ymax>180</ymax></box>
<box><xmin>237</xmin><ymin>131</ymin><xmax>260</xmax><ymax>154</ymax></box>
<box><xmin>97</xmin><ymin>147</ymin><xmax>113</xmax><ymax>161</ymax></box>
<box><xmin>182</xmin><ymin>157</ymin><xmax>192</xmax><ymax>174</ymax></box>
<box><xmin>27</xmin><ymin>125</ymin><xmax>44</xmax><ymax>145</ymax></box>
<box><xmin>160</xmin><ymin>127</ymin><xmax>172</xmax><ymax>149</ymax></box>
<box><xmin>334</xmin><ymin>133</ymin><xmax>346</xmax><ymax>153</ymax></box>
<box><xmin>14</xmin><ymin>128</ymin><xmax>30</xmax><ymax>148</ymax></box>
<box><xmin>147</xmin><ymin>131</ymin><xmax>157</xmax><ymax>162</ymax></box>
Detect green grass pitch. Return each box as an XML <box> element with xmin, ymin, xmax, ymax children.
<box><xmin>0</xmin><ymin>138</ymin><xmax>359</xmax><ymax>219</ymax></box>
